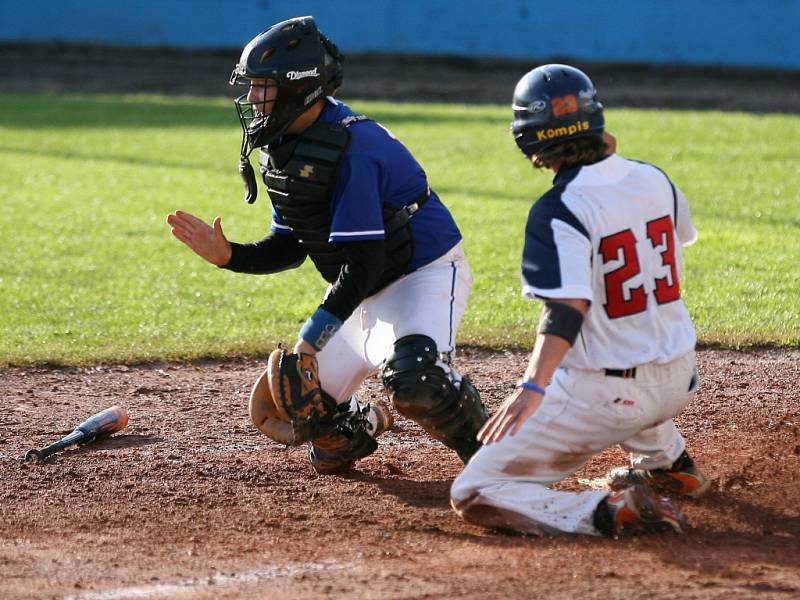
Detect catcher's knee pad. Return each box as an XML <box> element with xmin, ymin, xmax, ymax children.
<box><xmin>381</xmin><ymin>335</ymin><xmax>489</xmax><ymax>463</ymax></box>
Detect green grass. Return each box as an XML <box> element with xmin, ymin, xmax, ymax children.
<box><xmin>0</xmin><ymin>94</ymin><xmax>798</xmax><ymax>365</ymax></box>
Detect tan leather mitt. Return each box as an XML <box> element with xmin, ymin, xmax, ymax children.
<box><xmin>249</xmin><ymin>348</ymin><xmax>338</xmax><ymax>444</ymax></box>
<box><xmin>248</xmin><ymin>366</ymin><xmax>295</xmax><ymax>445</ymax></box>
<box><xmin>267</xmin><ymin>348</ymin><xmax>335</xmax><ymax>423</ymax></box>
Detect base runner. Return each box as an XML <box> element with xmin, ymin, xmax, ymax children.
<box><xmin>451</xmin><ymin>64</ymin><xmax>709</xmax><ymax>537</ymax></box>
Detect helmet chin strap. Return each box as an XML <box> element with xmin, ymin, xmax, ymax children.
<box><xmin>237</xmin><ymin>118</ymin><xmax>260</xmax><ymax>204</ymax></box>
<box><xmin>239</xmin><ymin>156</ymin><xmax>258</xmax><ymax>204</ymax></box>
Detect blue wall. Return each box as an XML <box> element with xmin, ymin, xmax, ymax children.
<box><xmin>2</xmin><ymin>1</ymin><xmax>798</xmax><ymax>70</ymax></box>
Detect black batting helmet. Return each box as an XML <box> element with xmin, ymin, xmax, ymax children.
<box><xmin>511</xmin><ymin>64</ymin><xmax>604</xmax><ymax>157</ymax></box>
<box><xmin>230</xmin><ymin>16</ymin><xmax>344</xmax><ymax>154</ymax></box>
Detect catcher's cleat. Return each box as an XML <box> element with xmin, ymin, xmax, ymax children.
<box><xmin>364</xmin><ymin>399</ymin><xmax>394</xmax><ymax>439</ymax></box>
<box><xmin>308</xmin><ymin>400</ymin><xmax>393</xmax><ymax>475</ymax></box>
<box><xmin>596</xmin><ymin>484</ymin><xmax>689</xmax><ymax>537</ymax></box>
<box><xmin>605</xmin><ymin>451</ymin><xmax>711</xmax><ymax>498</ymax></box>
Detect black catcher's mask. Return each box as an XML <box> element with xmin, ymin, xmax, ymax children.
<box><xmin>230</xmin><ymin>15</ymin><xmax>344</xmax><ymax>203</ymax></box>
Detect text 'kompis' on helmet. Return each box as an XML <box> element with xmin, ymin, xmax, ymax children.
<box><xmin>511</xmin><ymin>64</ymin><xmax>604</xmax><ymax>158</ymax></box>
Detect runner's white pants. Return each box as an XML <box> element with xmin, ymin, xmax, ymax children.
<box><xmin>451</xmin><ymin>351</ymin><xmax>698</xmax><ymax>536</ymax></box>
<box><xmin>316</xmin><ymin>242</ymin><xmax>473</xmax><ymax>404</ymax></box>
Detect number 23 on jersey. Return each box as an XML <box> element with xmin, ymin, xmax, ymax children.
<box><xmin>599</xmin><ymin>214</ymin><xmax>681</xmax><ymax>319</ymax></box>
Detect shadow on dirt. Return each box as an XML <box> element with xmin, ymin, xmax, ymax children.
<box><xmin>63</xmin><ymin>434</ymin><xmax>164</xmax><ymax>456</ymax></box>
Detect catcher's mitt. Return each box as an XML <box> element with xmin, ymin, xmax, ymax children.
<box><xmin>248</xmin><ymin>367</ymin><xmax>295</xmax><ymax>445</ymax></box>
<box><xmin>270</xmin><ymin>347</ymin><xmax>337</xmax><ymax>421</ymax></box>
<box><xmin>250</xmin><ymin>349</ymin><xmax>341</xmax><ymax>444</ymax></box>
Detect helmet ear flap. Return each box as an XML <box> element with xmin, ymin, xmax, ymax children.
<box><xmin>320</xmin><ymin>33</ymin><xmax>344</xmax><ymax>94</ymax></box>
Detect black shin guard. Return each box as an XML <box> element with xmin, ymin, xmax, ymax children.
<box><xmin>382</xmin><ymin>335</ymin><xmax>489</xmax><ymax>463</ymax></box>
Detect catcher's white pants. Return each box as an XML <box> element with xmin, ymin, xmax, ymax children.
<box><xmin>450</xmin><ymin>350</ymin><xmax>698</xmax><ymax>536</ymax></box>
<box><xmin>316</xmin><ymin>241</ymin><xmax>473</xmax><ymax>404</ymax></box>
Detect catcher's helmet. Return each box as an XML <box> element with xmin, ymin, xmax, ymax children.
<box><xmin>511</xmin><ymin>64</ymin><xmax>604</xmax><ymax>157</ymax></box>
<box><xmin>230</xmin><ymin>16</ymin><xmax>344</xmax><ymax>154</ymax></box>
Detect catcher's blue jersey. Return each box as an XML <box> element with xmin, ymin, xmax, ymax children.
<box><xmin>272</xmin><ymin>98</ymin><xmax>462</xmax><ymax>272</ymax></box>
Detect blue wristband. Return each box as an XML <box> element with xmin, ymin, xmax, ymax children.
<box><xmin>516</xmin><ymin>381</ymin><xmax>546</xmax><ymax>395</ymax></box>
<box><xmin>299</xmin><ymin>308</ymin><xmax>343</xmax><ymax>351</ymax></box>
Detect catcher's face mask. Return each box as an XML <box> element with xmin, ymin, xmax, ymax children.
<box><xmin>232</xmin><ymin>78</ymin><xmax>279</xmax><ymax>205</ymax></box>
<box><xmin>232</xmin><ymin>78</ymin><xmax>280</xmax><ymax>153</ymax></box>
<box><xmin>230</xmin><ymin>16</ymin><xmax>344</xmax><ymax>204</ymax></box>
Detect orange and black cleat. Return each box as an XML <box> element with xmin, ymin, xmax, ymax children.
<box><xmin>595</xmin><ymin>484</ymin><xmax>689</xmax><ymax>537</ymax></box>
<box><xmin>605</xmin><ymin>451</ymin><xmax>711</xmax><ymax>498</ymax></box>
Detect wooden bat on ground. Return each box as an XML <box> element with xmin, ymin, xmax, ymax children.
<box><xmin>24</xmin><ymin>405</ymin><xmax>129</xmax><ymax>462</ymax></box>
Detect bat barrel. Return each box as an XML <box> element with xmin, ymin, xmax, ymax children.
<box><xmin>23</xmin><ymin>405</ymin><xmax>128</xmax><ymax>462</ymax></box>
<box><xmin>75</xmin><ymin>405</ymin><xmax>128</xmax><ymax>442</ymax></box>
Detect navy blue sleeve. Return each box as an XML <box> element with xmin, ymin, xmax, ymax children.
<box><xmin>223</xmin><ymin>235</ymin><xmax>307</xmax><ymax>274</ymax></box>
<box><xmin>521</xmin><ymin>189</ymin><xmax>590</xmax><ymax>291</ymax></box>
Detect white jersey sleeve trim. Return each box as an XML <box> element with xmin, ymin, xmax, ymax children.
<box><xmin>271</xmin><ymin>221</ymin><xmax>292</xmax><ymax>232</ymax></box>
<box><xmin>522</xmin><ymin>283</ymin><xmax>593</xmax><ymax>301</ymax></box>
<box><xmin>329</xmin><ymin>229</ymin><xmax>385</xmax><ymax>238</ymax></box>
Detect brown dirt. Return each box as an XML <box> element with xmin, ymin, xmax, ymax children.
<box><xmin>3</xmin><ymin>44</ymin><xmax>800</xmax><ymax>598</ymax></box>
<box><xmin>2</xmin><ymin>348</ymin><xmax>799</xmax><ymax>599</ymax></box>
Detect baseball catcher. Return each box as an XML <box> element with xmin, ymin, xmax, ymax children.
<box><xmin>167</xmin><ymin>16</ymin><xmax>488</xmax><ymax>473</ymax></box>
<box><xmin>450</xmin><ymin>64</ymin><xmax>709</xmax><ymax>537</ymax></box>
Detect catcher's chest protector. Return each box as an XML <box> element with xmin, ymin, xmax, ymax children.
<box><xmin>260</xmin><ymin>118</ymin><xmax>416</xmax><ymax>287</ymax></box>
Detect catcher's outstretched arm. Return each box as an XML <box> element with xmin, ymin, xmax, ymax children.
<box><xmin>224</xmin><ymin>234</ymin><xmax>307</xmax><ymax>274</ymax></box>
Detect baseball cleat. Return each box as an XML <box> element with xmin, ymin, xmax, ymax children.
<box><xmin>365</xmin><ymin>399</ymin><xmax>394</xmax><ymax>439</ymax></box>
<box><xmin>606</xmin><ymin>451</ymin><xmax>711</xmax><ymax>498</ymax></box>
<box><xmin>604</xmin><ymin>484</ymin><xmax>689</xmax><ymax>537</ymax></box>
<box><xmin>308</xmin><ymin>400</ymin><xmax>393</xmax><ymax>475</ymax></box>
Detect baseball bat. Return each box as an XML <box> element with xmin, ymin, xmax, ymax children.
<box><xmin>24</xmin><ymin>405</ymin><xmax>129</xmax><ymax>462</ymax></box>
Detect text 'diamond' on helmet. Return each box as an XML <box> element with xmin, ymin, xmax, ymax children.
<box><xmin>230</xmin><ymin>16</ymin><xmax>344</xmax><ymax>154</ymax></box>
<box><xmin>511</xmin><ymin>64</ymin><xmax>604</xmax><ymax>157</ymax></box>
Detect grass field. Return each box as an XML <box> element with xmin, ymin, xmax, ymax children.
<box><xmin>1</xmin><ymin>93</ymin><xmax>798</xmax><ymax>365</ymax></box>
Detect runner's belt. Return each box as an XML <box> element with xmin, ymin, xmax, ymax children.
<box><xmin>604</xmin><ymin>368</ymin><xmax>637</xmax><ymax>379</ymax></box>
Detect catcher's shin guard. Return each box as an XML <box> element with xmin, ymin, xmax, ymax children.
<box><xmin>308</xmin><ymin>398</ymin><xmax>393</xmax><ymax>475</ymax></box>
<box><xmin>381</xmin><ymin>335</ymin><xmax>489</xmax><ymax>463</ymax></box>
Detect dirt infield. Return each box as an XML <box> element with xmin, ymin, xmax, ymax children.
<box><xmin>3</xmin><ymin>43</ymin><xmax>800</xmax><ymax>598</ymax></box>
<box><xmin>2</xmin><ymin>348</ymin><xmax>799</xmax><ymax>599</ymax></box>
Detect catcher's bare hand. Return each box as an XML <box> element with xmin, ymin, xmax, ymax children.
<box><xmin>293</xmin><ymin>339</ymin><xmax>317</xmax><ymax>356</ymax></box>
<box><xmin>167</xmin><ymin>210</ymin><xmax>232</xmax><ymax>267</ymax></box>
<box><xmin>477</xmin><ymin>387</ymin><xmax>543</xmax><ymax>445</ymax></box>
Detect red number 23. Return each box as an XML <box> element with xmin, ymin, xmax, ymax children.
<box><xmin>599</xmin><ymin>215</ymin><xmax>680</xmax><ymax>319</ymax></box>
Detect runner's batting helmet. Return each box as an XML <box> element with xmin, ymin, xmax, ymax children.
<box><xmin>511</xmin><ymin>64</ymin><xmax>604</xmax><ymax>157</ymax></box>
<box><xmin>230</xmin><ymin>16</ymin><xmax>343</xmax><ymax>154</ymax></box>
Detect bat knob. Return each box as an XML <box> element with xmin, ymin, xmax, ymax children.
<box><xmin>24</xmin><ymin>449</ymin><xmax>43</xmax><ymax>462</ymax></box>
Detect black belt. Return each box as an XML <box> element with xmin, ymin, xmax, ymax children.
<box><xmin>605</xmin><ymin>368</ymin><xmax>637</xmax><ymax>379</ymax></box>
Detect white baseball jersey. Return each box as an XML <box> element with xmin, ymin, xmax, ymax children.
<box><xmin>520</xmin><ymin>154</ymin><xmax>697</xmax><ymax>370</ymax></box>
